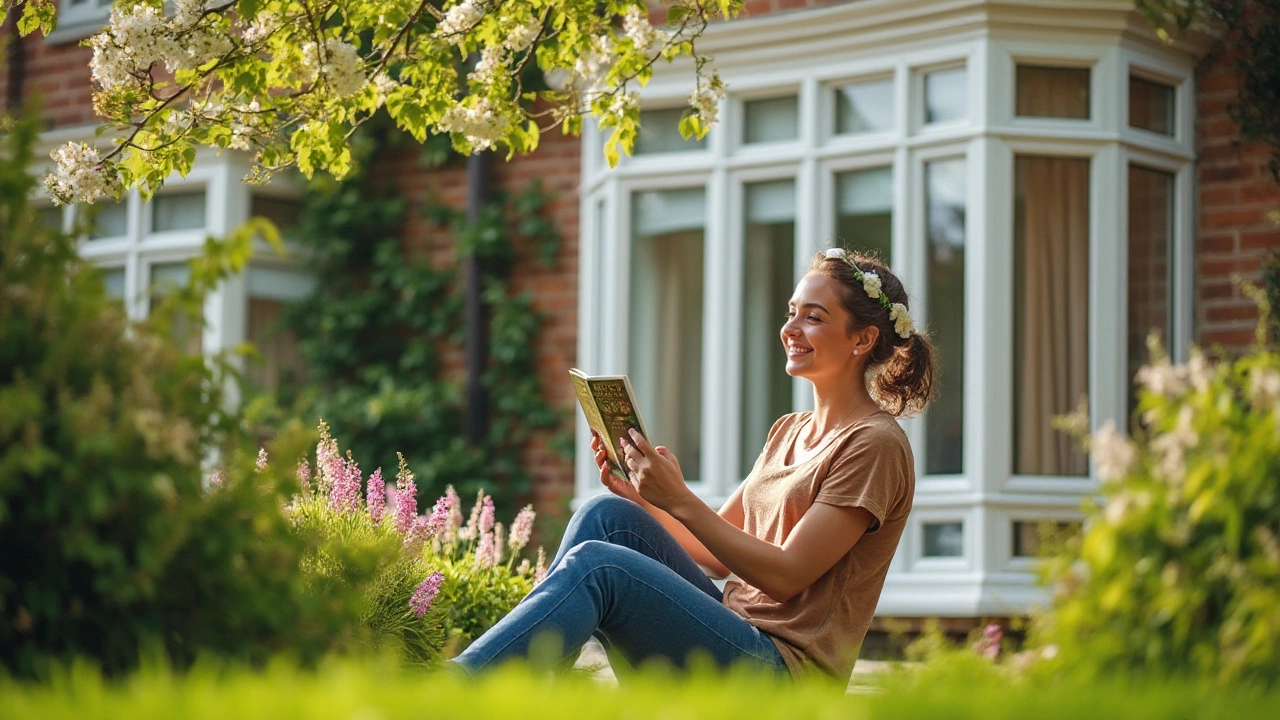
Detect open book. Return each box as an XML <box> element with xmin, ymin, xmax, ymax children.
<box><xmin>569</xmin><ymin>368</ymin><xmax>650</xmax><ymax>481</ymax></box>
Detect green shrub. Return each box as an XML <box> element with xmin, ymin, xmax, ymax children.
<box><xmin>1035</xmin><ymin>298</ymin><xmax>1280</xmax><ymax>686</ymax></box>
<box><xmin>0</xmin><ymin>111</ymin><xmax>356</xmax><ymax>678</ymax></box>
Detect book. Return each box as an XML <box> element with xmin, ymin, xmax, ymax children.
<box><xmin>569</xmin><ymin>368</ymin><xmax>650</xmax><ymax>481</ymax></box>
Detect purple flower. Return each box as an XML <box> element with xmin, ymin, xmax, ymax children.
<box><xmin>208</xmin><ymin>469</ymin><xmax>224</xmax><ymax>489</ymax></box>
<box><xmin>460</xmin><ymin>490</ymin><xmax>484</xmax><ymax>541</ymax></box>
<box><xmin>392</xmin><ymin>453</ymin><xmax>417</xmax><ymax>535</ymax></box>
<box><xmin>410</xmin><ymin>571</ymin><xmax>444</xmax><ymax>618</ymax></box>
<box><xmin>478</xmin><ymin>495</ymin><xmax>495</xmax><ymax>535</ymax></box>
<box><xmin>427</xmin><ymin>497</ymin><xmax>450</xmax><ymax>535</ymax></box>
<box><xmin>974</xmin><ymin>623</ymin><xmax>1002</xmax><ymax>660</ymax></box>
<box><xmin>443</xmin><ymin>487</ymin><xmax>462</xmax><ymax>543</ymax></box>
<box><xmin>255</xmin><ymin>447</ymin><xmax>269</xmax><ymax>473</ymax></box>
<box><xmin>474</xmin><ymin>532</ymin><xmax>496</xmax><ymax>568</ymax></box>
<box><xmin>533</xmin><ymin>546</ymin><xmax>547</xmax><ymax>586</ymax></box>
<box><xmin>509</xmin><ymin>505</ymin><xmax>535</xmax><ymax>552</ymax></box>
<box><xmin>296</xmin><ymin>459</ymin><xmax>311</xmax><ymax>492</ymax></box>
<box><xmin>404</xmin><ymin>515</ymin><xmax>434</xmax><ymax>553</ymax></box>
<box><xmin>367</xmin><ymin>468</ymin><xmax>386</xmax><ymax>525</ymax></box>
<box><xmin>329</xmin><ymin>452</ymin><xmax>362</xmax><ymax>514</ymax></box>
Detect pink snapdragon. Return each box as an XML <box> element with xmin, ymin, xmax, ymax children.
<box><xmin>479</xmin><ymin>495</ymin><xmax>495</xmax><ymax>535</ymax></box>
<box><xmin>329</xmin><ymin>452</ymin><xmax>362</xmax><ymax>513</ymax></box>
<box><xmin>509</xmin><ymin>504</ymin><xmax>535</xmax><ymax>552</ymax></box>
<box><xmin>405</xmin><ymin>515</ymin><xmax>435</xmax><ymax>552</ymax></box>
<box><xmin>410</xmin><ymin>571</ymin><xmax>445</xmax><ymax>618</ymax></box>
<box><xmin>366</xmin><ymin>467</ymin><xmax>386</xmax><ymax>525</ymax></box>
<box><xmin>392</xmin><ymin>454</ymin><xmax>417</xmax><ymax>535</ymax></box>
<box><xmin>475</xmin><ymin>532</ymin><xmax>496</xmax><ymax>568</ymax></box>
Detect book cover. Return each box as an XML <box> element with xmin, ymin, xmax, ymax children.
<box><xmin>569</xmin><ymin>368</ymin><xmax>650</xmax><ymax>481</ymax></box>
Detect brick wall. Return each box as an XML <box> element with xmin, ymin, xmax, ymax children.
<box><xmin>1196</xmin><ymin>48</ymin><xmax>1280</xmax><ymax>352</ymax></box>
<box><xmin>1</xmin><ymin>27</ymin><xmax>97</xmax><ymax>128</ymax></box>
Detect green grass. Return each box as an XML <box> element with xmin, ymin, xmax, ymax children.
<box><xmin>2</xmin><ymin>656</ymin><xmax>1277</xmax><ymax>719</ymax></box>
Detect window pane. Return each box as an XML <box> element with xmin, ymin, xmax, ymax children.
<box><xmin>835</xmin><ymin>167</ymin><xmax>893</xmax><ymax>264</ymax></box>
<box><xmin>741</xmin><ymin>180</ymin><xmax>795</xmax><ymax>478</ymax></box>
<box><xmin>635</xmin><ymin>108</ymin><xmax>707</xmax><ymax>154</ymax></box>
<box><xmin>247</xmin><ymin>298</ymin><xmax>307</xmax><ymax>390</ymax></box>
<box><xmin>835</xmin><ymin>79</ymin><xmax>894</xmax><ymax>135</ymax></box>
<box><xmin>250</xmin><ymin>195</ymin><xmax>303</xmax><ymax>237</ymax></box>
<box><xmin>743</xmin><ymin>96</ymin><xmax>798</xmax><ymax>145</ymax></box>
<box><xmin>149</xmin><ymin>262</ymin><xmax>202</xmax><ymax>355</ymax></box>
<box><xmin>1016</xmin><ymin>65</ymin><xmax>1090</xmax><ymax>119</ymax></box>
<box><xmin>1013</xmin><ymin>156</ymin><xmax>1089</xmax><ymax>476</ymax></box>
<box><xmin>152</xmin><ymin>190</ymin><xmax>206</xmax><ymax>233</ymax></box>
<box><xmin>630</xmin><ymin>188</ymin><xmax>705</xmax><ymax>479</ymax></box>
<box><xmin>1129</xmin><ymin>77</ymin><xmax>1174</xmax><ymax>135</ymax></box>
<box><xmin>1127</xmin><ymin>166</ymin><xmax>1174</xmax><ymax>422</ymax></box>
<box><xmin>925</xmin><ymin>67</ymin><xmax>967</xmax><ymax>124</ymax></box>
<box><xmin>101</xmin><ymin>267</ymin><xmax>126</xmax><ymax>302</ymax></box>
<box><xmin>925</xmin><ymin>159</ymin><xmax>965</xmax><ymax>475</ymax></box>
<box><xmin>923</xmin><ymin>521</ymin><xmax>964</xmax><ymax>558</ymax></box>
<box><xmin>86</xmin><ymin>201</ymin><xmax>128</xmax><ymax>240</ymax></box>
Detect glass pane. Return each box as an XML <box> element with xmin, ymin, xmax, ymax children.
<box><xmin>247</xmin><ymin>297</ymin><xmax>307</xmax><ymax>390</ymax></box>
<box><xmin>630</xmin><ymin>188</ymin><xmax>705</xmax><ymax>479</ymax></box>
<box><xmin>101</xmin><ymin>267</ymin><xmax>126</xmax><ymax>301</ymax></box>
<box><xmin>925</xmin><ymin>159</ymin><xmax>965</xmax><ymax>475</ymax></box>
<box><xmin>250</xmin><ymin>195</ymin><xmax>303</xmax><ymax>237</ymax></box>
<box><xmin>1013</xmin><ymin>156</ymin><xmax>1090</xmax><ymax>476</ymax></box>
<box><xmin>835</xmin><ymin>167</ymin><xmax>893</xmax><ymax>264</ymax></box>
<box><xmin>86</xmin><ymin>201</ymin><xmax>128</xmax><ymax>240</ymax></box>
<box><xmin>1129</xmin><ymin>77</ymin><xmax>1174</xmax><ymax>135</ymax></box>
<box><xmin>743</xmin><ymin>96</ymin><xmax>798</xmax><ymax>145</ymax></box>
<box><xmin>925</xmin><ymin>67</ymin><xmax>967</xmax><ymax>124</ymax></box>
<box><xmin>1016</xmin><ymin>65</ymin><xmax>1090</xmax><ymax>119</ymax></box>
<box><xmin>635</xmin><ymin>108</ymin><xmax>707</xmax><ymax>154</ymax></box>
<box><xmin>835</xmin><ymin>78</ymin><xmax>894</xmax><ymax>135</ymax></box>
<box><xmin>149</xmin><ymin>262</ymin><xmax>202</xmax><ymax>355</ymax></box>
<box><xmin>741</xmin><ymin>180</ymin><xmax>796</xmax><ymax>479</ymax></box>
<box><xmin>1127</xmin><ymin>166</ymin><xmax>1174</xmax><ymax>423</ymax></box>
<box><xmin>152</xmin><ymin>190</ymin><xmax>206</xmax><ymax>233</ymax></box>
<box><xmin>923</xmin><ymin>521</ymin><xmax>964</xmax><ymax>558</ymax></box>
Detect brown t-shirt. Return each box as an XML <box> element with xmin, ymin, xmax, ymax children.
<box><xmin>722</xmin><ymin>411</ymin><xmax>914</xmax><ymax>681</ymax></box>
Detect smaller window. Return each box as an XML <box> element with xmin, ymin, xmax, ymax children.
<box><xmin>152</xmin><ymin>190</ymin><xmax>207</xmax><ymax>233</ymax></box>
<box><xmin>1016</xmin><ymin>65</ymin><xmax>1090</xmax><ymax>119</ymax></box>
<box><xmin>1129</xmin><ymin>77</ymin><xmax>1175</xmax><ymax>136</ymax></box>
<box><xmin>149</xmin><ymin>262</ymin><xmax>202</xmax><ymax>355</ymax></box>
<box><xmin>85</xmin><ymin>201</ymin><xmax>129</xmax><ymax>240</ymax></box>
<box><xmin>100</xmin><ymin>267</ymin><xmax>126</xmax><ymax>303</ymax></box>
<box><xmin>743</xmin><ymin>96</ymin><xmax>799</xmax><ymax>145</ymax></box>
<box><xmin>251</xmin><ymin>195</ymin><xmax>304</xmax><ymax>238</ymax></box>
<box><xmin>1012</xmin><ymin>520</ymin><xmax>1081</xmax><ymax>558</ymax></box>
<box><xmin>923</xmin><ymin>521</ymin><xmax>964</xmax><ymax>558</ymax></box>
<box><xmin>924</xmin><ymin>67</ymin><xmax>967</xmax><ymax>124</ymax></box>
<box><xmin>834</xmin><ymin>79</ymin><xmax>894</xmax><ymax>135</ymax></box>
<box><xmin>635</xmin><ymin>108</ymin><xmax>708</xmax><ymax>155</ymax></box>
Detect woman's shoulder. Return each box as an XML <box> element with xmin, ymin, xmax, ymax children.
<box><xmin>842</xmin><ymin>410</ymin><xmax>912</xmax><ymax>457</ymax></box>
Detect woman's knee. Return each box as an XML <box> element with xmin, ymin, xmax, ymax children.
<box><xmin>560</xmin><ymin>539</ymin><xmax>628</xmax><ymax>572</ymax></box>
<box><xmin>576</xmin><ymin>493</ymin><xmax>644</xmax><ymax>525</ymax></box>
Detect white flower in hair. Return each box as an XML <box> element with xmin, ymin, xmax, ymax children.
<box><xmin>889</xmin><ymin>303</ymin><xmax>914</xmax><ymax>338</ymax></box>
<box><xmin>861</xmin><ymin>271</ymin><xmax>882</xmax><ymax>299</ymax></box>
<box><xmin>824</xmin><ymin>247</ymin><xmax>847</xmax><ymax>260</ymax></box>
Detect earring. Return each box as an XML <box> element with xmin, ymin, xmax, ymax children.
<box><xmin>853</xmin><ymin>350</ymin><xmax>859</xmax><ymax>356</ymax></box>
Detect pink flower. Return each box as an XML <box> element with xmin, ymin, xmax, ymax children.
<box><xmin>492</xmin><ymin>523</ymin><xmax>505</xmax><ymax>564</ymax></box>
<box><xmin>509</xmin><ymin>504</ymin><xmax>535</xmax><ymax>552</ymax></box>
<box><xmin>427</xmin><ymin>497</ymin><xmax>450</xmax><ymax>534</ymax></box>
<box><xmin>296</xmin><ymin>459</ymin><xmax>311</xmax><ymax>492</ymax></box>
<box><xmin>366</xmin><ymin>467</ymin><xmax>386</xmax><ymax>525</ymax></box>
<box><xmin>974</xmin><ymin>623</ymin><xmax>1002</xmax><ymax>660</ymax></box>
<box><xmin>392</xmin><ymin>454</ymin><xmax>417</xmax><ymax>535</ymax></box>
<box><xmin>475</xmin><ymin>532</ymin><xmax>496</xmax><ymax>568</ymax></box>
<box><xmin>479</xmin><ymin>495</ymin><xmax>495</xmax><ymax>535</ymax></box>
<box><xmin>255</xmin><ymin>447</ymin><xmax>269</xmax><ymax>472</ymax></box>
<box><xmin>329</xmin><ymin>452</ymin><xmax>362</xmax><ymax>513</ymax></box>
<box><xmin>460</xmin><ymin>490</ymin><xmax>484</xmax><ymax>541</ymax></box>
<box><xmin>208</xmin><ymin>469</ymin><xmax>224</xmax><ymax>488</ymax></box>
<box><xmin>404</xmin><ymin>515</ymin><xmax>435</xmax><ymax>552</ymax></box>
<box><xmin>443</xmin><ymin>487</ymin><xmax>462</xmax><ymax>543</ymax></box>
<box><xmin>410</xmin><ymin>571</ymin><xmax>444</xmax><ymax>618</ymax></box>
<box><xmin>533</xmin><ymin>546</ymin><xmax>547</xmax><ymax>585</ymax></box>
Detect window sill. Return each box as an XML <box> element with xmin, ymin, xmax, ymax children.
<box><xmin>44</xmin><ymin>17</ymin><xmax>107</xmax><ymax>46</ymax></box>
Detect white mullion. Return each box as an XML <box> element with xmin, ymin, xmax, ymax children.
<box><xmin>722</xmin><ymin>176</ymin><xmax>747</xmax><ymax>493</ymax></box>
<box><xmin>986</xmin><ymin>137</ymin><xmax>1015</xmax><ymax>493</ymax></box>
<box><xmin>574</xmin><ymin>190</ymin><xmax>603</xmax><ymax>502</ymax></box>
<box><xmin>1092</xmin><ymin>143</ymin><xmax>1127</xmax><ymax>444</ymax></box>
<box><xmin>702</xmin><ymin>164</ymin><xmax>731</xmax><ymax>499</ymax></box>
<box><xmin>963</xmin><ymin>136</ymin><xmax>990</xmax><ymax>497</ymax></box>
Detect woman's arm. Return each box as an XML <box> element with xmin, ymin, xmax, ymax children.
<box><xmin>620</xmin><ymin>429</ymin><xmax>874</xmax><ymax>603</ymax></box>
<box><xmin>592</xmin><ymin>431</ymin><xmax>742</xmax><ymax>577</ymax></box>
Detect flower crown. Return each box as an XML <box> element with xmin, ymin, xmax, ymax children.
<box><xmin>824</xmin><ymin>247</ymin><xmax>916</xmax><ymax>338</ymax></box>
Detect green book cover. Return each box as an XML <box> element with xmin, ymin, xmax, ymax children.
<box><xmin>569</xmin><ymin>368</ymin><xmax>650</xmax><ymax>482</ymax></box>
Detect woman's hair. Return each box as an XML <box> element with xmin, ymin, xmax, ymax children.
<box><xmin>807</xmin><ymin>250</ymin><xmax>938</xmax><ymax>417</ymax></box>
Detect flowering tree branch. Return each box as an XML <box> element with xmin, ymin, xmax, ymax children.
<box><xmin>4</xmin><ymin>0</ymin><xmax>740</xmax><ymax>205</ymax></box>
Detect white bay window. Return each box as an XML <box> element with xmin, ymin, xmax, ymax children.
<box><xmin>577</xmin><ymin>0</ymin><xmax>1201</xmax><ymax>617</ymax></box>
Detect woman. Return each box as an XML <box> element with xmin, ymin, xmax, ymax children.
<box><xmin>450</xmin><ymin>248</ymin><xmax>936</xmax><ymax>681</ymax></box>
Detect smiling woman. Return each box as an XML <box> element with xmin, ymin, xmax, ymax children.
<box><xmin>448</xmin><ymin>248</ymin><xmax>937</xmax><ymax>683</ymax></box>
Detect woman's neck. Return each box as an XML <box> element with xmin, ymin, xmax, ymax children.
<box><xmin>807</xmin><ymin>382</ymin><xmax>876</xmax><ymax>437</ymax></box>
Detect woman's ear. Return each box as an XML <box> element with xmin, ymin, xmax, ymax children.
<box><xmin>855</xmin><ymin>325</ymin><xmax>879</xmax><ymax>356</ymax></box>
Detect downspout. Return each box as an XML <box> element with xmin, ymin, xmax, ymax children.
<box><xmin>463</xmin><ymin>150</ymin><xmax>492</xmax><ymax>446</ymax></box>
<box><xmin>5</xmin><ymin>14</ymin><xmax>24</xmax><ymax>112</ymax></box>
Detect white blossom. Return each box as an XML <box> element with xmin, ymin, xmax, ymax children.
<box><xmin>889</xmin><ymin>302</ymin><xmax>914</xmax><ymax>338</ymax></box>
<box><xmin>437</xmin><ymin>98</ymin><xmax>509</xmax><ymax>150</ymax></box>
<box><xmin>437</xmin><ymin>0</ymin><xmax>484</xmax><ymax>43</ymax></box>
<box><xmin>573</xmin><ymin>34</ymin><xmax>613</xmax><ymax>95</ymax></box>
<box><xmin>1151</xmin><ymin>405</ymin><xmax>1197</xmax><ymax>483</ymax></box>
<box><xmin>1135</xmin><ymin>359</ymin><xmax>1188</xmax><ymax>399</ymax></box>
<box><xmin>372</xmin><ymin>73</ymin><xmax>398</xmax><ymax>107</ymax></box>
<box><xmin>824</xmin><ymin>248</ymin><xmax>847</xmax><ymax>260</ymax></box>
<box><xmin>1091</xmin><ymin>421</ymin><xmax>1136</xmax><ymax>484</ymax></box>
<box><xmin>172</xmin><ymin>0</ymin><xmax>211</xmax><ymax>28</ymax></box>
<box><xmin>169</xmin><ymin>28</ymin><xmax>234</xmax><ymax>72</ymax></box>
<box><xmin>623</xmin><ymin>6</ymin><xmax>663</xmax><ymax>54</ymax></box>
<box><xmin>302</xmin><ymin>38</ymin><xmax>366</xmax><ymax>98</ymax></box>
<box><xmin>503</xmin><ymin>15</ymin><xmax>541</xmax><ymax>53</ymax></box>
<box><xmin>45</xmin><ymin>142</ymin><xmax>122</xmax><ymax>206</ymax></box>
<box><xmin>468</xmin><ymin>47</ymin><xmax>505</xmax><ymax>87</ymax></box>
<box><xmin>860</xmin><ymin>271</ymin><xmax>883</xmax><ymax>299</ymax></box>
<box><xmin>1248</xmin><ymin>367</ymin><xmax>1280</xmax><ymax>409</ymax></box>
<box><xmin>688</xmin><ymin>72</ymin><xmax>725</xmax><ymax>126</ymax></box>
<box><xmin>90</xmin><ymin>5</ymin><xmax>178</xmax><ymax>88</ymax></box>
<box><xmin>608</xmin><ymin>90</ymin><xmax>639</xmax><ymax>118</ymax></box>
<box><xmin>241</xmin><ymin>14</ymin><xmax>279</xmax><ymax>43</ymax></box>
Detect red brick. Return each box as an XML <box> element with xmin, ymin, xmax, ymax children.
<box><xmin>1205</xmin><ymin>303</ymin><xmax>1262</xmax><ymax>323</ymax></box>
<box><xmin>1240</xmin><ymin>230</ymin><xmax>1280</xmax><ymax>252</ymax></box>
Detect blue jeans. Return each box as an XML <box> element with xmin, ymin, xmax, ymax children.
<box><xmin>449</xmin><ymin>494</ymin><xmax>788</xmax><ymax>677</ymax></box>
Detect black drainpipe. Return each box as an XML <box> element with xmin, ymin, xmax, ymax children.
<box><xmin>5</xmin><ymin>15</ymin><xmax>24</xmax><ymax>112</ymax></box>
<box><xmin>463</xmin><ymin>150</ymin><xmax>492</xmax><ymax>446</ymax></box>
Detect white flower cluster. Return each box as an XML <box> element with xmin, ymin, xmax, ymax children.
<box><xmin>1134</xmin><ymin>349</ymin><xmax>1214</xmax><ymax>401</ymax></box>
<box><xmin>45</xmin><ymin>142</ymin><xmax>122</xmax><ymax>205</ymax></box>
<box><xmin>608</xmin><ymin>90</ymin><xmax>640</xmax><ymax>118</ymax></box>
<box><xmin>467</xmin><ymin>47</ymin><xmax>505</xmax><ymax>88</ymax></box>
<box><xmin>437</xmin><ymin>98</ymin><xmax>510</xmax><ymax>150</ymax></box>
<box><xmin>503</xmin><ymin>15</ymin><xmax>541</xmax><ymax>53</ymax></box>
<box><xmin>688</xmin><ymin>72</ymin><xmax>724</xmax><ymax>126</ymax></box>
<box><xmin>860</xmin><ymin>271</ymin><xmax>883</xmax><ymax>299</ymax></box>
<box><xmin>437</xmin><ymin>0</ymin><xmax>484</xmax><ymax>44</ymax></box>
<box><xmin>90</xmin><ymin>2</ymin><xmax>233</xmax><ymax>88</ymax></box>
<box><xmin>623</xmin><ymin>6</ymin><xmax>668</xmax><ymax>54</ymax></box>
<box><xmin>173</xmin><ymin>0</ymin><xmax>211</xmax><ymax>28</ymax></box>
<box><xmin>301</xmin><ymin>38</ymin><xmax>366</xmax><ymax>98</ymax></box>
<box><xmin>888</xmin><ymin>303</ymin><xmax>914</xmax><ymax>338</ymax></box>
<box><xmin>1151</xmin><ymin>405</ymin><xmax>1197</xmax><ymax>483</ymax></box>
<box><xmin>241</xmin><ymin>14</ymin><xmax>279</xmax><ymax>43</ymax></box>
<box><xmin>372</xmin><ymin>72</ymin><xmax>398</xmax><ymax>107</ymax></box>
<box><xmin>573</xmin><ymin>34</ymin><xmax>614</xmax><ymax>96</ymax></box>
<box><xmin>1090</xmin><ymin>421</ymin><xmax>1136</xmax><ymax>484</ymax></box>
<box><xmin>1249</xmin><ymin>367</ymin><xmax>1280</xmax><ymax>408</ymax></box>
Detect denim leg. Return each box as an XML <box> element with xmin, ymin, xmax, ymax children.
<box><xmin>449</xmin><ymin>539</ymin><xmax>786</xmax><ymax>677</ymax></box>
<box><xmin>548</xmin><ymin>494</ymin><xmax>722</xmax><ymax>603</ymax></box>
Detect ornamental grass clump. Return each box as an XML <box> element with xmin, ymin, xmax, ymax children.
<box><xmin>282</xmin><ymin>422</ymin><xmax>543</xmax><ymax>662</ymax></box>
<box><xmin>1035</xmin><ymin>291</ymin><xmax>1280</xmax><ymax>687</ymax></box>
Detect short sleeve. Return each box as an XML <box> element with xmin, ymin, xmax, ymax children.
<box><xmin>813</xmin><ymin>424</ymin><xmax>909</xmax><ymax>532</ymax></box>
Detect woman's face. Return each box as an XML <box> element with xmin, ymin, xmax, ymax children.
<box><xmin>781</xmin><ymin>273</ymin><xmax>861</xmax><ymax>381</ymax></box>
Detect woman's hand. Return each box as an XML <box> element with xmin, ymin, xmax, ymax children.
<box><xmin>591</xmin><ymin>431</ymin><xmax>645</xmax><ymax>504</ymax></box>
<box><xmin>618</xmin><ymin>429</ymin><xmax>695</xmax><ymax>514</ymax></box>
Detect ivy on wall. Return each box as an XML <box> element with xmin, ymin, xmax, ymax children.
<box><xmin>257</xmin><ymin>123</ymin><xmax>569</xmax><ymax>516</ymax></box>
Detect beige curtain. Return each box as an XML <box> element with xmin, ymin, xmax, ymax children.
<box><xmin>247</xmin><ymin>298</ymin><xmax>307</xmax><ymax>389</ymax></box>
<box><xmin>1016</xmin><ymin>66</ymin><xmax>1090</xmax><ymax>119</ymax></box>
<box><xmin>1126</xmin><ymin>167</ymin><xmax>1173</xmax><ymax>420</ymax></box>
<box><xmin>1014</xmin><ymin>156</ymin><xmax>1090</xmax><ymax>476</ymax></box>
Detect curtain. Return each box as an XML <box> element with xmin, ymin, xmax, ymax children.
<box><xmin>1014</xmin><ymin>156</ymin><xmax>1090</xmax><ymax>476</ymax></box>
<box><xmin>1126</xmin><ymin>167</ymin><xmax>1173</xmax><ymax>421</ymax></box>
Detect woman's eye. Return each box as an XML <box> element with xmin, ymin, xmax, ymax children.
<box><xmin>784</xmin><ymin>310</ymin><xmax>796</xmax><ymax>319</ymax></box>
